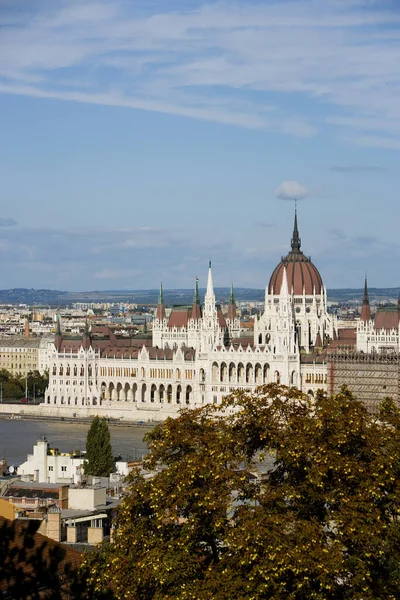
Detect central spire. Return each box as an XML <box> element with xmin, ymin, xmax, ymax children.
<box><xmin>291</xmin><ymin>202</ymin><xmax>301</xmax><ymax>253</ymax></box>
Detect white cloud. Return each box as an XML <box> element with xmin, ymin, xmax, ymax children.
<box><xmin>0</xmin><ymin>0</ymin><xmax>399</xmax><ymax>145</ymax></box>
<box><xmin>275</xmin><ymin>181</ymin><xmax>311</xmax><ymax>200</ymax></box>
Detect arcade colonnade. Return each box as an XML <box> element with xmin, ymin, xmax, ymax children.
<box><xmin>46</xmin><ymin>351</ymin><xmax>298</xmax><ymax>408</ymax></box>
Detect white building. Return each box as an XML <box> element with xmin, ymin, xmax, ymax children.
<box><xmin>42</xmin><ymin>213</ymin><xmax>340</xmax><ymax>417</ymax></box>
<box><xmin>18</xmin><ymin>439</ymin><xmax>85</xmax><ymax>485</ymax></box>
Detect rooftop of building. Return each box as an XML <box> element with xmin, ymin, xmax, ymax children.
<box><xmin>0</xmin><ymin>338</ymin><xmax>42</xmax><ymax>348</ymax></box>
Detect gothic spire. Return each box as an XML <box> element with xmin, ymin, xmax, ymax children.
<box><xmin>363</xmin><ymin>275</ymin><xmax>369</xmax><ymax>305</ymax></box>
<box><xmin>227</xmin><ymin>282</ymin><xmax>237</xmax><ymax>322</ymax></box>
<box><xmin>84</xmin><ymin>319</ymin><xmax>90</xmax><ymax>337</ymax></box>
<box><xmin>229</xmin><ymin>282</ymin><xmax>235</xmax><ymax>305</ymax></box>
<box><xmin>156</xmin><ymin>281</ymin><xmax>166</xmax><ymax>321</ymax></box>
<box><xmin>192</xmin><ymin>277</ymin><xmax>202</xmax><ymax>320</ymax></box>
<box><xmin>193</xmin><ymin>277</ymin><xmax>200</xmax><ymax>305</ymax></box>
<box><xmin>82</xmin><ymin>318</ymin><xmax>91</xmax><ymax>350</ymax></box>
<box><xmin>206</xmin><ymin>260</ymin><xmax>214</xmax><ymax>299</ymax></box>
<box><xmin>158</xmin><ymin>281</ymin><xmax>164</xmax><ymax>305</ymax></box>
<box><xmin>360</xmin><ymin>274</ymin><xmax>371</xmax><ymax>322</ymax></box>
<box><xmin>204</xmin><ymin>260</ymin><xmax>216</xmax><ymax>318</ymax></box>
<box><xmin>55</xmin><ymin>314</ymin><xmax>61</xmax><ymax>336</ymax></box>
<box><xmin>291</xmin><ymin>202</ymin><xmax>301</xmax><ymax>253</ymax></box>
<box><xmin>54</xmin><ymin>314</ymin><xmax>62</xmax><ymax>352</ymax></box>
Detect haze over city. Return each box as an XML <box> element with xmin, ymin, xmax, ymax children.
<box><xmin>0</xmin><ymin>0</ymin><xmax>399</xmax><ymax>290</ymax></box>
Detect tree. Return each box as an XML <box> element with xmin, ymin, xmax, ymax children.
<box><xmin>82</xmin><ymin>385</ymin><xmax>400</xmax><ymax>599</ymax></box>
<box><xmin>83</xmin><ymin>417</ymin><xmax>114</xmax><ymax>477</ymax></box>
<box><xmin>26</xmin><ymin>369</ymin><xmax>49</xmax><ymax>399</ymax></box>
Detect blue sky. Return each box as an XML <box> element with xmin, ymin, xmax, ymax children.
<box><xmin>0</xmin><ymin>0</ymin><xmax>399</xmax><ymax>291</ymax></box>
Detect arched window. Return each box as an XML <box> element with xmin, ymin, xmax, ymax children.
<box><xmin>186</xmin><ymin>385</ymin><xmax>192</xmax><ymax>404</ymax></box>
<box><xmin>151</xmin><ymin>384</ymin><xmax>156</xmax><ymax>402</ymax></box>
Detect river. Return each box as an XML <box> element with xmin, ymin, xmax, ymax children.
<box><xmin>0</xmin><ymin>419</ymin><xmax>152</xmax><ymax>467</ymax></box>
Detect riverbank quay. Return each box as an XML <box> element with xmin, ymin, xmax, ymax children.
<box><xmin>0</xmin><ymin>402</ymin><xmax>164</xmax><ymax>425</ymax></box>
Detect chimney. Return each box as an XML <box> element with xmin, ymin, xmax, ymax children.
<box><xmin>25</xmin><ymin>319</ymin><xmax>30</xmax><ymax>339</ymax></box>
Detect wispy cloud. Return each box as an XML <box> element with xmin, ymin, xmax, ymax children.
<box><xmin>0</xmin><ymin>0</ymin><xmax>399</xmax><ymax>146</ymax></box>
<box><xmin>330</xmin><ymin>165</ymin><xmax>387</xmax><ymax>173</ymax></box>
<box><xmin>0</xmin><ymin>218</ymin><xmax>18</xmax><ymax>227</ymax></box>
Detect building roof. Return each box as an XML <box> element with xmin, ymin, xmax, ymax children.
<box><xmin>0</xmin><ymin>516</ymin><xmax>82</xmax><ymax>598</ymax></box>
<box><xmin>268</xmin><ymin>212</ymin><xmax>323</xmax><ymax>296</ymax></box>
<box><xmin>0</xmin><ymin>338</ymin><xmax>41</xmax><ymax>349</ymax></box>
<box><xmin>374</xmin><ymin>308</ymin><xmax>400</xmax><ymax>331</ymax></box>
<box><xmin>54</xmin><ymin>325</ymin><xmax>153</xmax><ymax>354</ymax></box>
<box><xmin>325</xmin><ymin>327</ymin><xmax>357</xmax><ymax>353</ymax></box>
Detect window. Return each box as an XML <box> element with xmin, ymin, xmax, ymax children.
<box><xmin>48</xmin><ymin>466</ymin><xmax>54</xmax><ymax>471</ymax></box>
<box><xmin>61</xmin><ymin>466</ymin><xmax>67</xmax><ymax>472</ymax></box>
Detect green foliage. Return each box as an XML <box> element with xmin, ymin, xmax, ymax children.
<box><xmin>0</xmin><ymin>368</ymin><xmax>48</xmax><ymax>400</ymax></box>
<box><xmin>84</xmin><ymin>416</ymin><xmax>114</xmax><ymax>477</ymax></box>
<box><xmin>82</xmin><ymin>385</ymin><xmax>400</xmax><ymax>599</ymax></box>
<box><xmin>26</xmin><ymin>369</ymin><xmax>49</xmax><ymax>398</ymax></box>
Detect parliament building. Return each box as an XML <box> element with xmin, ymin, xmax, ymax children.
<box><xmin>43</xmin><ymin>213</ymin><xmax>400</xmax><ymax>419</ymax></box>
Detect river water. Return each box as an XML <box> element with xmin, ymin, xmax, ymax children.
<box><xmin>0</xmin><ymin>419</ymin><xmax>152</xmax><ymax>467</ymax></box>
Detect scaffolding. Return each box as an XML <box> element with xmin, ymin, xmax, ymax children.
<box><xmin>329</xmin><ymin>352</ymin><xmax>400</xmax><ymax>413</ymax></box>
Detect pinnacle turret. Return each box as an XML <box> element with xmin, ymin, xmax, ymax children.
<box><xmin>156</xmin><ymin>281</ymin><xmax>166</xmax><ymax>321</ymax></box>
<box><xmin>204</xmin><ymin>261</ymin><xmax>216</xmax><ymax>318</ymax></box>
<box><xmin>360</xmin><ymin>275</ymin><xmax>371</xmax><ymax>322</ymax></box>
<box><xmin>193</xmin><ymin>277</ymin><xmax>200</xmax><ymax>305</ymax></box>
<box><xmin>192</xmin><ymin>277</ymin><xmax>202</xmax><ymax>320</ymax></box>
<box><xmin>290</xmin><ymin>203</ymin><xmax>301</xmax><ymax>253</ymax></box>
<box><xmin>206</xmin><ymin>260</ymin><xmax>214</xmax><ymax>298</ymax></box>
<box><xmin>55</xmin><ymin>314</ymin><xmax>61</xmax><ymax>336</ymax></box>
<box><xmin>229</xmin><ymin>282</ymin><xmax>235</xmax><ymax>305</ymax></box>
<box><xmin>158</xmin><ymin>281</ymin><xmax>164</xmax><ymax>305</ymax></box>
<box><xmin>227</xmin><ymin>282</ymin><xmax>237</xmax><ymax>321</ymax></box>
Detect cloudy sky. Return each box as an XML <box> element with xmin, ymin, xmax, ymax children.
<box><xmin>0</xmin><ymin>0</ymin><xmax>399</xmax><ymax>291</ymax></box>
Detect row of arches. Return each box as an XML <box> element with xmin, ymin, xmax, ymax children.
<box><xmin>46</xmin><ymin>396</ymin><xmax>99</xmax><ymax>406</ymax></box>
<box><xmin>101</xmin><ymin>382</ymin><xmax>193</xmax><ymax>404</ymax></box>
<box><xmin>212</xmin><ymin>362</ymin><xmax>270</xmax><ymax>385</ymax></box>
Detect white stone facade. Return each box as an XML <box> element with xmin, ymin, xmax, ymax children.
<box><xmin>43</xmin><ymin>216</ymin><xmax>338</xmax><ymax>418</ymax></box>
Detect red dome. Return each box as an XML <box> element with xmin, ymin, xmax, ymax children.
<box><xmin>268</xmin><ymin>212</ymin><xmax>323</xmax><ymax>295</ymax></box>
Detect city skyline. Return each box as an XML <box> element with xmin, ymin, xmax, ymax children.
<box><xmin>0</xmin><ymin>0</ymin><xmax>399</xmax><ymax>291</ymax></box>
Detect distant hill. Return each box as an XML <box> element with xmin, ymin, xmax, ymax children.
<box><xmin>0</xmin><ymin>287</ymin><xmax>398</xmax><ymax>306</ymax></box>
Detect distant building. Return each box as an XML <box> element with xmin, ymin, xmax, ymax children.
<box><xmin>0</xmin><ymin>336</ymin><xmax>52</xmax><ymax>377</ymax></box>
